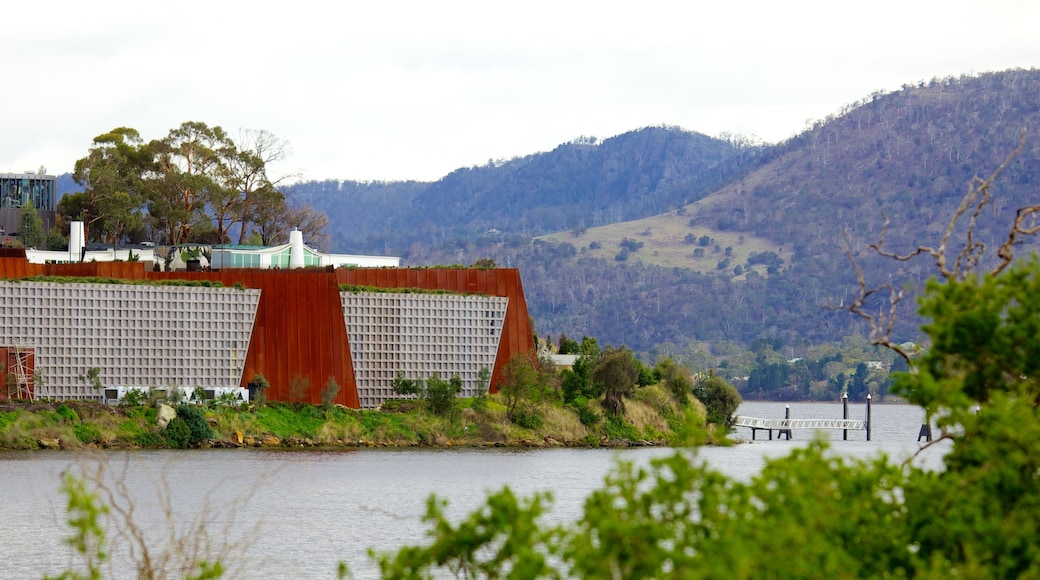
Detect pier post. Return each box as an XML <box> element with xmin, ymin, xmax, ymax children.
<box><xmin>842</xmin><ymin>393</ymin><xmax>849</xmax><ymax>441</ymax></box>
<box><xmin>779</xmin><ymin>405</ymin><xmax>792</xmax><ymax>440</ymax></box>
<box><xmin>866</xmin><ymin>394</ymin><xmax>872</xmax><ymax>441</ymax></box>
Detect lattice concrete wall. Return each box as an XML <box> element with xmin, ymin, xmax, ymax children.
<box><xmin>0</xmin><ymin>281</ymin><xmax>260</xmax><ymax>400</ymax></box>
<box><xmin>342</xmin><ymin>291</ymin><xmax>508</xmax><ymax>408</ymax></box>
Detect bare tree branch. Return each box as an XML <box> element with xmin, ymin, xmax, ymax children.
<box><xmin>837</xmin><ymin>130</ymin><xmax>1032</xmax><ymax>367</ymax></box>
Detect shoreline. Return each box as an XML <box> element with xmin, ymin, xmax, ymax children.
<box><xmin>0</xmin><ymin>397</ymin><xmax>706</xmax><ymax>452</ymax></box>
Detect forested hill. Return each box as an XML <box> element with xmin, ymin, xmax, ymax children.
<box><xmin>283</xmin><ymin>127</ymin><xmax>759</xmax><ymax>253</ymax></box>
<box><xmin>279</xmin><ymin>69</ymin><xmax>1040</xmax><ymax>357</ymax></box>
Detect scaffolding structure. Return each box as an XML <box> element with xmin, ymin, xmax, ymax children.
<box><xmin>2</xmin><ymin>344</ymin><xmax>35</xmax><ymax>401</ymax></box>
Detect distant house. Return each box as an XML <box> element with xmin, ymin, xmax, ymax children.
<box><xmin>548</xmin><ymin>354</ymin><xmax>579</xmax><ymax>369</ymax></box>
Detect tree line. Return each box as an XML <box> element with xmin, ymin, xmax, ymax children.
<box><xmin>50</xmin><ymin>122</ymin><xmax>329</xmax><ymax>250</ymax></box>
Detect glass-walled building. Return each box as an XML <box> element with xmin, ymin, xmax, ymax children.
<box><xmin>0</xmin><ymin>173</ymin><xmax>57</xmax><ymax>241</ymax></box>
<box><xmin>1</xmin><ymin>173</ymin><xmax>55</xmax><ymax>211</ymax></box>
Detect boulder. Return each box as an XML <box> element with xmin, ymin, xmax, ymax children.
<box><xmin>260</xmin><ymin>434</ymin><xmax>281</xmax><ymax>447</ymax></box>
<box><xmin>156</xmin><ymin>404</ymin><xmax>177</xmax><ymax>429</ymax></box>
<box><xmin>37</xmin><ymin>438</ymin><xmax>61</xmax><ymax>450</ymax></box>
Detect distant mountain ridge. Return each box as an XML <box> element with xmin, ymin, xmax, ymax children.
<box><xmin>284</xmin><ymin>126</ymin><xmax>760</xmax><ymax>252</ymax></box>
<box><xmin>287</xmin><ymin>68</ymin><xmax>1040</xmax><ymax>355</ymax></box>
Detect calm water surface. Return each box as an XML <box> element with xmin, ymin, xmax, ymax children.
<box><xmin>0</xmin><ymin>402</ymin><xmax>947</xmax><ymax>579</ymax></box>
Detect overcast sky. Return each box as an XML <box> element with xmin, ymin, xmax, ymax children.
<box><xmin>3</xmin><ymin>1</ymin><xmax>1038</xmax><ymax>183</ymax></box>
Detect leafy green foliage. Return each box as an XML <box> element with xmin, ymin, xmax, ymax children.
<box><xmin>374</xmin><ymin>255</ymin><xmax>1040</xmax><ymax>577</ymax></box>
<box><xmin>425</xmin><ymin>374</ymin><xmax>462</xmax><ymax>417</ymax></box>
<box><xmin>174</xmin><ymin>404</ymin><xmax>214</xmax><ymax>445</ymax></box>
<box><xmin>391</xmin><ymin>372</ymin><xmax>462</xmax><ymax>417</ymax></box>
<box><xmin>73</xmin><ymin>423</ymin><xmax>102</xmax><ymax>445</ymax></box>
<box><xmin>19</xmin><ymin>200</ymin><xmax>46</xmax><ymax>248</ymax></box>
<box><xmin>372</xmin><ymin>488</ymin><xmax>557</xmax><ymax>579</ymax></box>
<box><xmin>592</xmin><ymin>347</ymin><xmax>639</xmax><ymax>416</ymax></box>
<box><xmin>654</xmin><ymin>358</ymin><xmax>694</xmax><ymax>405</ymax></box>
<box><xmin>47</xmin><ymin>472</ymin><xmax>108</xmax><ymax>580</ymax></box>
<box><xmin>500</xmin><ymin>354</ymin><xmax>542</xmax><ymax>425</ymax></box>
<box><xmin>56</xmin><ymin>404</ymin><xmax>79</xmax><ymax>423</ymax></box>
<box><xmin>163</xmin><ymin>418</ymin><xmax>192</xmax><ymax>448</ymax></box>
<box><xmin>119</xmin><ymin>388</ymin><xmax>147</xmax><ymax>407</ymax></box>
<box><xmin>694</xmin><ymin>374</ymin><xmax>742</xmax><ymax>425</ymax></box>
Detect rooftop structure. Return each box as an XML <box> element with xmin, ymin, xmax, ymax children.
<box><xmin>24</xmin><ymin>224</ymin><xmax>401</xmax><ymax>271</ymax></box>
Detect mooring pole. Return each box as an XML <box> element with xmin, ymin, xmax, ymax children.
<box><xmin>781</xmin><ymin>404</ymin><xmax>792</xmax><ymax>440</ymax></box>
<box><xmin>866</xmin><ymin>394</ymin><xmax>872</xmax><ymax>441</ymax></box>
<box><xmin>843</xmin><ymin>392</ymin><xmax>849</xmax><ymax>441</ymax></box>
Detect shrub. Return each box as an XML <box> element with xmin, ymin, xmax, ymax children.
<box><xmin>163</xmin><ymin>418</ymin><xmax>191</xmax><ymax>448</ymax></box>
<box><xmin>471</xmin><ymin>393</ymin><xmax>489</xmax><ymax>414</ymax></box>
<box><xmin>120</xmin><ymin>388</ymin><xmax>148</xmax><ymax>407</ymax></box>
<box><xmin>602</xmin><ymin>414</ymin><xmax>640</xmax><ymax>441</ymax></box>
<box><xmin>426</xmin><ymin>375</ymin><xmax>462</xmax><ymax>417</ymax></box>
<box><xmin>56</xmin><ymin>404</ymin><xmax>79</xmax><ymax>423</ymax></box>
<box><xmin>175</xmin><ymin>404</ymin><xmax>214</xmax><ymax>445</ymax></box>
<box><xmin>510</xmin><ymin>409</ymin><xmax>543</xmax><ymax>430</ymax></box>
<box><xmin>133</xmin><ymin>431</ymin><xmax>166</xmax><ymax>448</ymax></box>
<box><xmin>573</xmin><ymin>404</ymin><xmax>601</xmax><ymax>427</ymax></box>
<box><xmin>74</xmin><ymin>423</ymin><xmax>102</xmax><ymax>445</ymax></box>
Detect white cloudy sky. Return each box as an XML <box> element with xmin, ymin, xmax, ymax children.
<box><xmin>2</xmin><ymin>1</ymin><xmax>1038</xmax><ymax>183</ymax></box>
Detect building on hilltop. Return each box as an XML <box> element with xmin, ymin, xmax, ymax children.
<box><xmin>0</xmin><ymin>246</ymin><xmax>534</xmax><ymax>407</ymax></box>
<box><xmin>0</xmin><ymin>172</ymin><xmax>57</xmax><ymax>242</ymax></box>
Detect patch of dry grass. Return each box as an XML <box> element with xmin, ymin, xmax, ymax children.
<box><xmin>537</xmin><ymin>204</ymin><xmax>788</xmax><ymax>280</ymax></box>
<box><xmin>624</xmin><ymin>398</ymin><xmax>672</xmax><ymax>441</ymax></box>
<box><xmin>538</xmin><ymin>405</ymin><xmax>588</xmax><ymax>443</ymax></box>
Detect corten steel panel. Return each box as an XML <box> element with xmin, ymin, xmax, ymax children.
<box><xmin>141</xmin><ymin>267</ymin><xmax>359</xmax><ymax>408</ymax></box>
<box><xmin>0</xmin><ymin>256</ymin><xmax>41</xmax><ymax>279</ymax></box>
<box><xmin>340</xmin><ymin>268</ymin><xmax>536</xmax><ymax>393</ymax></box>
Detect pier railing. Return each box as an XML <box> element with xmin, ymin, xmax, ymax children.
<box><xmin>733</xmin><ymin>394</ymin><xmax>873</xmax><ymax>441</ymax></box>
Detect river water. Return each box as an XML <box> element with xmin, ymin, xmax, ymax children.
<box><xmin>0</xmin><ymin>402</ymin><xmax>946</xmax><ymax>579</ymax></box>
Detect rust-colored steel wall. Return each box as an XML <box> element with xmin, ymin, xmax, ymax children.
<box><xmin>145</xmin><ymin>268</ymin><xmax>360</xmax><ymax>408</ymax></box>
<box><xmin>338</xmin><ymin>268</ymin><xmax>536</xmax><ymax>393</ymax></box>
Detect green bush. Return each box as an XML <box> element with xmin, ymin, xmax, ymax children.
<box><xmin>133</xmin><ymin>431</ymin><xmax>166</xmax><ymax>448</ymax></box>
<box><xmin>573</xmin><ymin>404</ymin><xmax>601</xmax><ymax>427</ymax></box>
<box><xmin>510</xmin><ymin>409</ymin><xmax>543</xmax><ymax>430</ymax></box>
<box><xmin>163</xmin><ymin>418</ymin><xmax>191</xmax><ymax>448</ymax></box>
<box><xmin>174</xmin><ymin>404</ymin><xmax>214</xmax><ymax>445</ymax></box>
<box><xmin>55</xmin><ymin>404</ymin><xmax>79</xmax><ymax>423</ymax></box>
<box><xmin>602</xmin><ymin>414</ymin><xmax>640</xmax><ymax>441</ymax></box>
<box><xmin>73</xmin><ymin>423</ymin><xmax>101</xmax><ymax>444</ymax></box>
<box><xmin>120</xmin><ymin>388</ymin><xmax>148</xmax><ymax>407</ymax></box>
<box><xmin>471</xmin><ymin>393</ymin><xmax>489</xmax><ymax>414</ymax></box>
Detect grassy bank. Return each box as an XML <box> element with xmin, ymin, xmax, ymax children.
<box><xmin>0</xmin><ymin>386</ymin><xmax>725</xmax><ymax>451</ymax></box>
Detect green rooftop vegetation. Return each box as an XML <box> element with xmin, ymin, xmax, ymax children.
<box><xmin>338</xmin><ymin>284</ymin><xmax>482</xmax><ymax>296</ymax></box>
<box><xmin>11</xmin><ymin>276</ymin><xmax>226</xmax><ymax>288</ymax></box>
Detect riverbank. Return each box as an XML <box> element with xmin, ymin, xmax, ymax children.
<box><xmin>0</xmin><ymin>386</ymin><xmax>721</xmax><ymax>451</ymax></box>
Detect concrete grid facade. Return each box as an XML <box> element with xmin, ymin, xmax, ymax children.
<box><xmin>0</xmin><ymin>281</ymin><xmax>260</xmax><ymax>400</ymax></box>
<box><xmin>342</xmin><ymin>291</ymin><xmax>508</xmax><ymax>408</ymax></box>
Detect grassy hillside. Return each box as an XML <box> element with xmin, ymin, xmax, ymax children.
<box><xmin>537</xmin><ymin>204</ymin><xmax>788</xmax><ymax>279</ymax></box>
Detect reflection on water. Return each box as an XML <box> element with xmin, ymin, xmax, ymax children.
<box><xmin>0</xmin><ymin>401</ymin><xmax>948</xmax><ymax>579</ymax></box>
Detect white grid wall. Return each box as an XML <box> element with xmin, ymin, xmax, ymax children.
<box><xmin>0</xmin><ymin>281</ymin><xmax>261</xmax><ymax>400</ymax></box>
<box><xmin>341</xmin><ymin>291</ymin><xmax>509</xmax><ymax>409</ymax></box>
